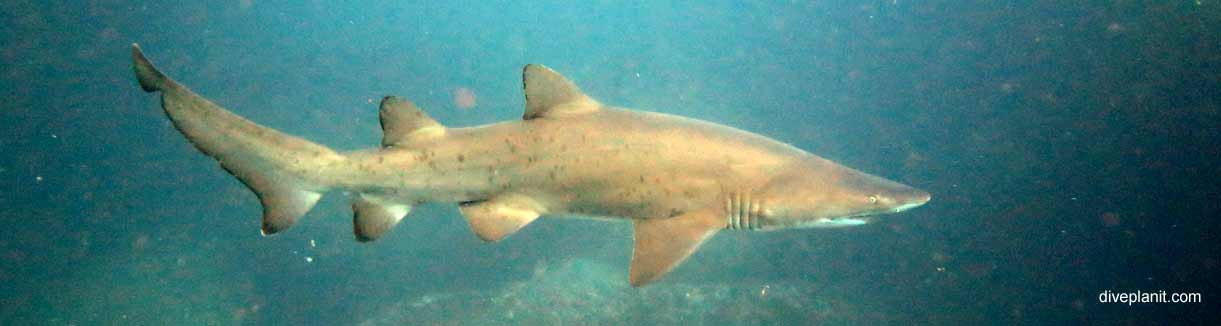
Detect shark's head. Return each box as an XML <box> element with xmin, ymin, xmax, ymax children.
<box><xmin>752</xmin><ymin>156</ymin><xmax>930</xmax><ymax>229</ymax></box>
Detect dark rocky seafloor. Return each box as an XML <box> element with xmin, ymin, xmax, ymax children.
<box><xmin>359</xmin><ymin>258</ymin><xmax>880</xmax><ymax>325</ymax></box>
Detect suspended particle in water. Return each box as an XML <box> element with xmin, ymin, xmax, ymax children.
<box><xmin>454</xmin><ymin>87</ymin><xmax>477</xmax><ymax>110</ymax></box>
<box><xmin>1101</xmin><ymin>212</ymin><xmax>1121</xmax><ymax>226</ymax></box>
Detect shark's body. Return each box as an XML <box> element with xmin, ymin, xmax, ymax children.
<box><xmin>131</xmin><ymin>45</ymin><xmax>929</xmax><ymax>286</ymax></box>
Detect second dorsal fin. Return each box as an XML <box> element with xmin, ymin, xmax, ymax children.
<box><xmin>379</xmin><ymin>96</ymin><xmax>445</xmax><ymax>148</ymax></box>
<box><xmin>521</xmin><ymin>64</ymin><xmax>600</xmax><ymax>120</ymax></box>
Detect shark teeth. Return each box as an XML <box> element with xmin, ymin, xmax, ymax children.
<box><xmin>827</xmin><ymin>218</ymin><xmax>868</xmax><ymax>226</ymax></box>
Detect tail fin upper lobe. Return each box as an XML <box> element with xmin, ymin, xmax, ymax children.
<box><xmin>132</xmin><ymin>44</ymin><xmax>344</xmax><ymax>235</ymax></box>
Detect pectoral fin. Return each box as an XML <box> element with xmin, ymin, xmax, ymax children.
<box><xmin>629</xmin><ymin>210</ymin><xmax>724</xmax><ymax>287</ymax></box>
<box><xmin>458</xmin><ymin>194</ymin><xmax>545</xmax><ymax>242</ymax></box>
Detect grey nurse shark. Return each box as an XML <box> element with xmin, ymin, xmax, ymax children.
<box><xmin>131</xmin><ymin>44</ymin><xmax>930</xmax><ymax>286</ymax></box>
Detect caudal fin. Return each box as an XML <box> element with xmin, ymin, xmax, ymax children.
<box><xmin>132</xmin><ymin>44</ymin><xmax>345</xmax><ymax>235</ymax></box>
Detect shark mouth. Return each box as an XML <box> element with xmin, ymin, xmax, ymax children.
<box><xmin>892</xmin><ymin>201</ymin><xmax>926</xmax><ymax>213</ymax></box>
<box><xmin>808</xmin><ymin>216</ymin><xmax>871</xmax><ymax>228</ymax></box>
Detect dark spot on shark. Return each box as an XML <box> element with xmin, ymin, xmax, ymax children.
<box><xmin>457</xmin><ymin>154</ymin><xmax>465</xmax><ymax>163</ymax></box>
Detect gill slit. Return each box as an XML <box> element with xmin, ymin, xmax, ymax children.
<box><xmin>726</xmin><ymin>190</ymin><xmax>761</xmax><ymax>231</ymax></box>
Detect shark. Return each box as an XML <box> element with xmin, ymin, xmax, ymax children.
<box><xmin>131</xmin><ymin>44</ymin><xmax>930</xmax><ymax>286</ymax></box>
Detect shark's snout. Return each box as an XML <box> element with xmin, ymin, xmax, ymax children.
<box><xmin>891</xmin><ymin>189</ymin><xmax>931</xmax><ymax>213</ymax></box>
<box><xmin>840</xmin><ymin>168</ymin><xmax>930</xmax><ymax>215</ymax></box>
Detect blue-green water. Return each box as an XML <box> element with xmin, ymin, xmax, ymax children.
<box><xmin>2</xmin><ymin>1</ymin><xmax>1218</xmax><ymax>325</ymax></box>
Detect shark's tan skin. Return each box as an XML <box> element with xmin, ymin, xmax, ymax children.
<box><xmin>131</xmin><ymin>44</ymin><xmax>930</xmax><ymax>286</ymax></box>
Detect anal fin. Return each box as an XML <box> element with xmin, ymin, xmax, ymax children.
<box><xmin>458</xmin><ymin>194</ymin><xmax>545</xmax><ymax>242</ymax></box>
<box><xmin>352</xmin><ymin>195</ymin><xmax>411</xmax><ymax>242</ymax></box>
<box><xmin>630</xmin><ymin>210</ymin><xmax>724</xmax><ymax>287</ymax></box>
<box><xmin>257</xmin><ymin>187</ymin><xmax>322</xmax><ymax>235</ymax></box>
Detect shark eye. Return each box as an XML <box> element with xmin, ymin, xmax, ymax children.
<box><xmin>867</xmin><ymin>195</ymin><xmax>878</xmax><ymax>204</ymax></box>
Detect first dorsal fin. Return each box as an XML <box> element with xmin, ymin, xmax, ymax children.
<box><xmin>522</xmin><ymin>64</ymin><xmax>600</xmax><ymax>120</ymax></box>
<box><xmin>379</xmin><ymin>96</ymin><xmax>445</xmax><ymax>148</ymax></box>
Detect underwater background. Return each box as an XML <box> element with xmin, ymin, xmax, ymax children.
<box><xmin>1</xmin><ymin>1</ymin><xmax>1218</xmax><ymax>325</ymax></box>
